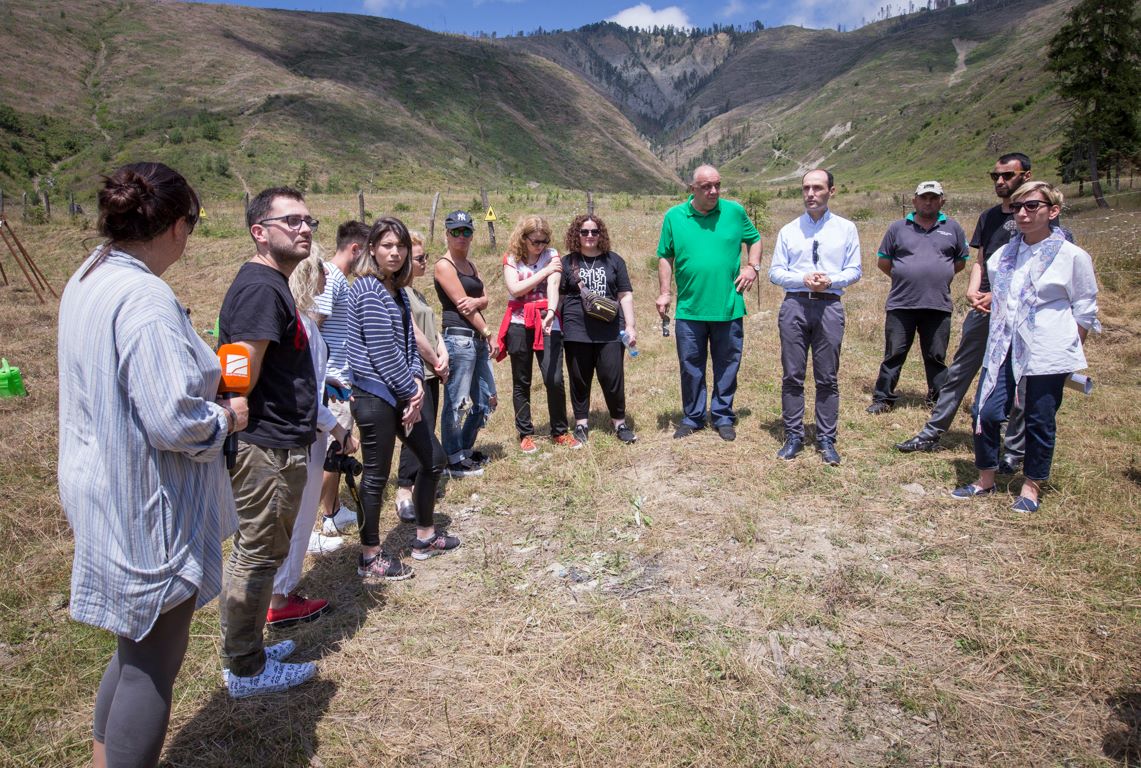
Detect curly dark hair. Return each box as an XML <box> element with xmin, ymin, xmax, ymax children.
<box><xmin>563</xmin><ymin>214</ymin><xmax>611</xmax><ymax>255</ymax></box>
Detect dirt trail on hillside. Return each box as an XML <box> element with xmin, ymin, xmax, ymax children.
<box><xmin>949</xmin><ymin>38</ymin><xmax>978</xmax><ymax>86</ymax></box>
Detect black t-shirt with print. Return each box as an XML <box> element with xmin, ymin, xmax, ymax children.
<box><xmin>559</xmin><ymin>251</ymin><xmax>633</xmax><ymax>343</ymax></box>
<box><xmin>219</xmin><ymin>261</ymin><xmax>317</xmax><ymax>448</ymax></box>
<box><xmin>969</xmin><ymin>205</ymin><xmax>1017</xmax><ymax>294</ymax></box>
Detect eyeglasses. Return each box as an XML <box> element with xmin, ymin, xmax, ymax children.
<box><xmin>258</xmin><ymin>214</ymin><xmax>319</xmax><ymax>231</ymax></box>
<box><xmin>1010</xmin><ymin>200</ymin><xmax>1052</xmax><ymax>212</ymax></box>
<box><xmin>186</xmin><ymin>207</ymin><xmax>200</xmax><ymax>234</ymax></box>
<box><xmin>526</xmin><ymin>237</ymin><xmax>550</xmax><ymax>246</ymax></box>
<box><xmin>989</xmin><ymin>171</ymin><xmax>1021</xmax><ymax>182</ymax></box>
<box><xmin>447</xmin><ymin>227</ymin><xmax>474</xmax><ymax>238</ymax></box>
<box><xmin>579</xmin><ymin>228</ymin><xmax>600</xmax><ymax>237</ymax></box>
<box><xmin>412</xmin><ymin>255</ymin><xmax>428</xmax><ymax>264</ymax></box>
<box><xmin>812</xmin><ymin>239</ymin><xmax>820</xmax><ymax>267</ymax></box>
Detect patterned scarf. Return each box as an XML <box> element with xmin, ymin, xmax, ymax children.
<box><xmin>976</xmin><ymin>227</ymin><xmax>1066</xmax><ymax>432</ymax></box>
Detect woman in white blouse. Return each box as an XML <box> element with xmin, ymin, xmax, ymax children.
<box><xmin>952</xmin><ymin>181</ymin><xmax>1100</xmax><ymax>512</ymax></box>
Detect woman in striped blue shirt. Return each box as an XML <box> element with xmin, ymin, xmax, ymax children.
<box><xmin>347</xmin><ymin>217</ymin><xmax>457</xmax><ymax>582</ymax></box>
<box><xmin>58</xmin><ymin>162</ymin><xmax>249</xmax><ymax>768</ymax></box>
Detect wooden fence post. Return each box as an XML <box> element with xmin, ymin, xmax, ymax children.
<box><xmin>0</xmin><ymin>189</ymin><xmax>5</xmax><ymax>217</ymax></box>
<box><xmin>480</xmin><ymin>187</ymin><xmax>496</xmax><ymax>252</ymax></box>
<box><xmin>429</xmin><ymin>192</ymin><xmax>441</xmax><ymax>244</ymax></box>
<box><xmin>42</xmin><ymin>191</ymin><xmax>51</xmax><ymax>221</ymax></box>
<box><xmin>586</xmin><ymin>190</ymin><xmax>594</xmax><ymax>216</ymax></box>
<box><xmin>21</xmin><ymin>192</ymin><xmax>27</xmax><ymax>221</ymax></box>
<box><xmin>242</xmin><ymin>192</ymin><xmax>250</xmax><ymax>224</ymax></box>
<box><xmin>358</xmin><ymin>190</ymin><xmax>366</xmax><ymax>223</ymax></box>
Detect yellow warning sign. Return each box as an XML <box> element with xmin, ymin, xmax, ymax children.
<box><xmin>484</xmin><ymin>207</ymin><xmax>497</xmax><ymax>222</ymax></box>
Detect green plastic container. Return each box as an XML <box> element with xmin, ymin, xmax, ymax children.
<box><xmin>0</xmin><ymin>358</ymin><xmax>28</xmax><ymax>397</ymax></box>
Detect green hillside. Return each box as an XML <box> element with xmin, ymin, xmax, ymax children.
<box><xmin>0</xmin><ymin>0</ymin><xmax>1110</xmax><ymax>200</ymax></box>
<box><xmin>0</xmin><ymin>0</ymin><xmax>677</xmax><ymax>200</ymax></box>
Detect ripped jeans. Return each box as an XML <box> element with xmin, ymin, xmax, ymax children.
<box><xmin>440</xmin><ymin>332</ymin><xmax>495</xmax><ymax>464</ymax></box>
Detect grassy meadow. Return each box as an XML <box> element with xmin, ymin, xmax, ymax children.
<box><xmin>0</xmin><ymin>183</ymin><xmax>1138</xmax><ymax>767</ymax></box>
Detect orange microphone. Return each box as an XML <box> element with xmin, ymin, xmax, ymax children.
<box><xmin>217</xmin><ymin>343</ymin><xmax>251</xmax><ymax>469</ymax></box>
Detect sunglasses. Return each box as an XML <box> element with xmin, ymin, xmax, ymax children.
<box><xmin>447</xmin><ymin>227</ymin><xmax>474</xmax><ymax>238</ymax></box>
<box><xmin>579</xmin><ymin>228</ymin><xmax>600</xmax><ymax>237</ymax></box>
<box><xmin>412</xmin><ymin>254</ymin><xmax>428</xmax><ymax>263</ymax></box>
<box><xmin>258</xmin><ymin>214</ymin><xmax>319</xmax><ymax>231</ymax></box>
<box><xmin>526</xmin><ymin>237</ymin><xmax>550</xmax><ymax>246</ymax></box>
<box><xmin>1010</xmin><ymin>200</ymin><xmax>1053</xmax><ymax>212</ymax></box>
<box><xmin>186</xmin><ymin>207</ymin><xmax>200</xmax><ymax>234</ymax></box>
<box><xmin>989</xmin><ymin>171</ymin><xmax>1021</xmax><ymax>181</ymax></box>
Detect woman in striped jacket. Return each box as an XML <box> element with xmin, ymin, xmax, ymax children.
<box><xmin>347</xmin><ymin>217</ymin><xmax>457</xmax><ymax>582</ymax></box>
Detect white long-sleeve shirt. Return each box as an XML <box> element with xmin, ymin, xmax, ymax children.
<box><xmin>769</xmin><ymin>210</ymin><xmax>863</xmax><ymax>295</ymax></box>
<box><xmin>986</xmin><ymin>238</ymin><xmax>1100</xmax><ymax>376</ymax></box>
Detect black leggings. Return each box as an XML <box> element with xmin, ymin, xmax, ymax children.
<box><xmin>564</xmin><ymin>340</ymin><xmax>626</xmax><ymax>422</ymax></box>
<box><xmin>93</xmin><ymin>594</ymin><xmax>196</xmax><ymax>768</ymax></box>
<box><xmin>352</xmin><ymin>391</ymin><xmax>444</xmax><ymax>544</ymax></box>
<box><xmin>507</xmin><ymin>325</ymin><xmax>568</xmax><ymax>437</ymax></box>
<box><xmin>397</xmin><ymin>377</ymin><xmax>443</xmax><ymax>488</ymax></box>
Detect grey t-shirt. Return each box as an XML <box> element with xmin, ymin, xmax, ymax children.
<box><xmin>877</xmin><ymin>213</ymin><xmax>969</xmax><ymax>312</ymax></box>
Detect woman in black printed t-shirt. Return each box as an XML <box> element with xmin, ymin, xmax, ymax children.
<box><xmin>559</xmin><ymin>214</ymin><xmax>638</xmax><ymax>445</ymax></box>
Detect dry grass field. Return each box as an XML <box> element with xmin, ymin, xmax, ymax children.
<box><xmin>0</xmin><ymin>185</ymin><xmax>1138</xmax><ymax>767</ymax></box>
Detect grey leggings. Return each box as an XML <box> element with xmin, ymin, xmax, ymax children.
<box><xmin>93</xmin><ymin>594</ymin><xmax>195</xmax><ymax>768</ymax></box>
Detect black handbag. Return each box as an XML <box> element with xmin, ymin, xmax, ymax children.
<box><xmin>572</xmin><ymin>254</ymin><xmax>619</xmax><ymax>323</ymax></box>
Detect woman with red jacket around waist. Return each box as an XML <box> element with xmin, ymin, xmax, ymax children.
<box><xmin>497</xmin><ymin>215</ymin><xmax>580</xmax><ymax>453</ymax></box>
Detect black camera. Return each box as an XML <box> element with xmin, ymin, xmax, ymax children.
<box><xmin>323</xmin><ymin>440</ymin><xmax>363</xmax><ymax>477</ymax></box>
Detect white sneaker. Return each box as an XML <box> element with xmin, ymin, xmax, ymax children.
<box><xmin>226</xmin><ymin>658</ymin><xmax>316</xmax><ymax>699</ymax></box>
<box><xmin>308</xmin><ymin>531</ymin><xmax>344</xmax><ymax>555</ymax></box>
<box><xmin>221</xmin><ymin>640</ymin><xmax>296</xmax><ymax>684</ymax></box>
<box><xmin>322</xmin><ymin>505</ymin><xmax>357</xmax><ymax>535</ymax></box>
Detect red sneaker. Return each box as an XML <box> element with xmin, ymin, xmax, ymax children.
<box><xmin>266</xmin><ymin>594</ymin><xmax>329</xmax><ymax>628</ymax></box>
<box><xmin>553</xmin><ymin>433</ymin><xmax>582</xmax><ymax>449</ymax></box>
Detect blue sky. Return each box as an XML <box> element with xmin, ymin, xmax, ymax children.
<box><xmin>195</xmin><ymin>0</ymin><xmax>889</xmax><ymax>37</ymax></box>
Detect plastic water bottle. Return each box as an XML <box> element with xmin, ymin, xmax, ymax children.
<box><xmin>619</xmin><ymin>330</ymin><xmax>639</xmax><ymax>358</ymax></box>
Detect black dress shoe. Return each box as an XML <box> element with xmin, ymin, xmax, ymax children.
<box><xmin>776</xmin><ymin>437</ymin><xmax>803</xmax><ymax>461</ymax></box>
<box><xmin>716</xmin><ymin>424</ymin><xmax>736</xmax><ymax>441</ymax></box>
<box><xmin>817</xmin><ymin>439</ymin><xmax>841</xmax><ymax>466</ymax></box>
<box><xmin>895</xmin><ymin>435</ymin><xmax>939</xmax><ymax>453</ymax></box>
<box><xmin>866</xmin><ymin>401</ymin><xmax>892</xmax><ymax>415</ymax></box>
<box><xmin>673</xmin><ymin>423</ymin><xmax>703</xmax><ymax>439</ymax></box>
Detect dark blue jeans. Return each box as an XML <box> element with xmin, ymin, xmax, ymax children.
<box><xmin>675</xmin><ymin>318</ymin><xmax>743</xmax><ymax>428</ymax></box>
<box><xmin>973</xmin><ymin>350</ymin><xmax>1067</xmax><ymax>481</ymax></box>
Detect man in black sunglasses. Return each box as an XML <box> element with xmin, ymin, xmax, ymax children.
<box><xmin>895</xmin><ymin>152</ymin><xmax>1070</xmax><ymax>463</ymax></box>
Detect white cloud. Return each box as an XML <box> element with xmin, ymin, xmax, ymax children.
<box><xmin>607</xmin><ymin>3</ymin><xmax>693</xmax><ymax>31</ymax></box>
<box><xmin>719</xmin><ymin>0</ymin><xmax>747</xmax><ymax>20</ymax></box>
<box><xmin>760</xmin><ymin>0</ymin><xmax>899</xmax><ymax>29</ymax></box>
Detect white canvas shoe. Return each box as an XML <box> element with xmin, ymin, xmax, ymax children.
<box><xmin>221</xmin><ymin>640</ymin><xmax>296</xmax><ymax>684</ymax></box>
<box><xmin>307</xmin><ymin>531</ymin><xmax>344</xmax><ymax>555</ymax></box>
<box><xmin>226</xmin><ymin>658</ymin><xmax>316</xmax><ymax>699</ymax></box>
<box><xmin>322</xmin><ymin>505</ymin><xmax>357</xmax><ymax>535</ymax></box>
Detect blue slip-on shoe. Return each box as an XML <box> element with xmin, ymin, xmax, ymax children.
<box><xmin>950</xmin><ymin>484</ymin><xmax>996</xmax><ymax>500</ymax></box>
<box><xmin>1010</xmin><ymin>496</ymin><xmax>1040</xmax><ymax>513</ymax></box>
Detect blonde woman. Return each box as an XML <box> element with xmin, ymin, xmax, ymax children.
<box><xmin>952</xmin><ymin>182</ymin><xmax>1100</xmax><ymax>512</ymax></box>
<box><xmin>394</xmin><ymin>231</ymin><xmax>449</xmax><ymax>521</ymax></box>
<box><xmin>497</xmin><ymin>215</ymin><xmax>578</xmax><ymax>452</ymax></box>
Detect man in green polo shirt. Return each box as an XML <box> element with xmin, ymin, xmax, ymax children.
<box><xmin>656</xmin><ymin>164</ymin><xmax>763</xmax><ymax>441</ymax></box>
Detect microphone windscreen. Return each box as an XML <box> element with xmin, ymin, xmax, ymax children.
<box><xmin>218</xmin><ymin>343</ymin><xmax>251</xmax><ymax>395</ymax></box>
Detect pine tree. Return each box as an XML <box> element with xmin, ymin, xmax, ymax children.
<box><xmin>1046</xmin><ymin>0</ymin><xmax>1141</xmax><ymax>208</ymax></box>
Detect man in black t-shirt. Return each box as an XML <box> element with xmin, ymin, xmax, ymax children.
<box><xmin>217</xmin><ymin>187</ymin><xmax>324</xmax><ymax>698</ymax></box>
<box><xmin>895</xmin><ymin>154</ymin><xmax>1033</xmax><ymax>460</ymax></box>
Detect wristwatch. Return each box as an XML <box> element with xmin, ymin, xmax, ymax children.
<box><xmin>750</xmin><ymin>264</ymin><xmax>762</xmax><ymax>274</ymax></box>
<box><xmin>480</xmin><ymin>327</ymin><xmax>492</xmax><ymax>338</ymax></box>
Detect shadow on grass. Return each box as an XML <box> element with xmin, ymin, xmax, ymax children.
<box><xmin>653</xmin><ymin>407</ymin><xmax>753</xmax><ymax>431</ymax></box>
<box><xmin>1103</xmin><ymin>688</ymin><xmax>1141</xmax><ymax>766</ymax></box>
<box><xmin>164</xmin><ymin>678</ymin><xmax>338</xmax><ymax>767</ymax></box>
<box><xmin>1124</xmin><ymin>466</ymin><xmax>1141</xmax><ymax>488</ymax></box>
